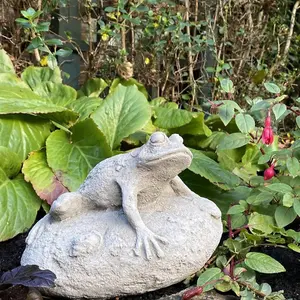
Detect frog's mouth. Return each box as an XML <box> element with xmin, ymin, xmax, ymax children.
<box><xmin>145</xmin><ymin>148</ymin><xmax>193</xmax><ymax>164</ymax></box>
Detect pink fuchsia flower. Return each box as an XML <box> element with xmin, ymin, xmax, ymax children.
<box><xmin>264</xmin><ymin>164</ymin><xmax>275</xmax><ymax>180</ymax></box>
<box><xmin>262</xmin><ymin>110</ymin><xmax>274</xmax><ymax>145</ymax></box>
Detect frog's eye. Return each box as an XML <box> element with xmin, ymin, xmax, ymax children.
<box><xmin>150</xmin><ymin>132</ymin><xmax>166</xmax><ymax>144</ymax></box>
<box><xmin>169</xmin><ymin>134</ymin><xmax>183</xmax><ymax>144</ymax></box>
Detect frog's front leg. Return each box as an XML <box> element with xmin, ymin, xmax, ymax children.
<box><xmin>118</xmin><ymin>181</ymin><xmax>168</xmax><ymax>260</ymax></box>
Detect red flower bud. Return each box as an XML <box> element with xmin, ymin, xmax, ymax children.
<box><xmin>262</xmin><ymin>110</ymin><xmax>274</xmax><ymax>145</ymax></box>
<box><xmin>182</xmin><ymin>287</ymin><xmax>203</xmax><ymax>300</ymax></box>
<box><xmin>264</xmin><ymin>164</ymin><xmax>275</xmax><ymax>180</ymax></box>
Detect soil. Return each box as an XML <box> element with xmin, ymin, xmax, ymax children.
<box><xmin>0</xmin><ymin>218</ymin><xmax>300</xmax><ymax>300</ymax></box>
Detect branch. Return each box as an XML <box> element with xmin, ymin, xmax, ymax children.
<box><xmin>283</xmin><ymin>0</ymin><xmax>300</xmax><ymax>61</ymax></box>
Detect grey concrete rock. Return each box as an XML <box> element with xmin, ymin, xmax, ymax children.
<box><xmin>21</xmin><ymin>132</ymin><xmax>223</xmax><ymax>299</ymax></box>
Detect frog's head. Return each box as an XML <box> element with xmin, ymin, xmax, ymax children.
<box><xmin>131</xmin><ymin>132</ymin><xmax>193</xmax><ymax>179</ymax></box>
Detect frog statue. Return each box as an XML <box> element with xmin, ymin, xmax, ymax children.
<box><xmin>21</xmin><ymin>132</ymin><xmax>223</xmax><ymax>299</ymax></box>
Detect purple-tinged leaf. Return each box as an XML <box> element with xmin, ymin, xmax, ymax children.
<box><xmin>0</xmin><ymin>265</ymin><xmax>56</xmax><ymax>288</ymax></box>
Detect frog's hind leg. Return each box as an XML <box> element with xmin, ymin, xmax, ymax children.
<box><xmin>50</xmin><ymin>192</ymin><xmax>90</xmax><ymax>221</ymax></box>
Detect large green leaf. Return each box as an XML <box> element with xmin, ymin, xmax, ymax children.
<box><xmin>218</xmin><ymin>133</ymin><xmax>251</xmax><ymax>150</ymax></box>
<box><xmin>21</xmin><ymin>66</ymin><xmax>62</xmax><ymax>90</ymax></box>
<box><xmin>170</xmin><ymin>113</ymin><xmax>212</xmax><ymax>136</ymax></box>
<box><xmin>180</xmin><ymin>170</ymin><xmax>251</xmax><ymax>214</ymax></box>
<box><xmin>91</xmin><ymin>84</ymin><xmax>151</xmax><ymax>149</ymax></box>
<box><xmin>0</xmin><ymin>86</ymin><xmax>66</xmax><ymax>114</ymax></box>
<box><xmin>0</xmin><ymin>115</ymin><xmax>51</xmax><ymax>160</ymax></box>
<box><xmin>0</xmin><ymin>49</ymin><xmax>15</xmax><ymax>74</ymax></box>
<box><xmin>0</xmin><ymin>74</ymin><xmax>29</xmax><ymax>88</ymax></box>
<box><xmin>0</xmin><ymin>168</ymin><xmax>41</xmax><ymax>241</ymax></box>
<box><xmin>188</xmin><ymin>148</ymin><xmax>241</xmax><ymax>190</ymax></box>
<box><xmin>22</xmin><ymin>150</ymin><xmax>69</xmax><ymax>205</ymax></box>
<box><xmin>68</xmin><ymin>97</ymin><xmax>102</xmax><ymax>122</ymax></box>
<box><xmin>245</xmin><ymin>252</ymin><xmax>285</xmax><ymax>274</ymax></box>
<box><xmin>46</xmin><ymin>119</ymin><xmax>112</xmax><ymax>191</ymax></box>
<box><xmin>110</xmin><ymin>78</ymin><xmax>148</xmax><ymax>98</ymax></box>
<box><xmin>77</xmin><ymin>78</ymin><xmax>108</xmax><ymax>98</ymax></box>
<box><xmin>34</xmin><ymin>82</ymin><xmax>77</xmax><ymax>106</ymax></box>
<box><xmin>154</xmin><ymin>107</ymin><xmax>193</xmax><ymax>129</ymax></box>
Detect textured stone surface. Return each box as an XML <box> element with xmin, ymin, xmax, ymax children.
<box><xmin>21</xmin><ymin>132</ymin><xmax>223</xmax><ymax>299</ymax></box>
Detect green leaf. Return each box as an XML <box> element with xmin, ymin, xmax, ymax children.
<box><xmin>91</xmin><ymin>84</ymin><xmax>151</xmax><ymax>149</ymax></box>
<box><xmin>0</xmin><ymin>173</ymin><xmax>41</xmax><ymax>241</ymax></box>
<box><xmin>154</xmin><ymin>107</ymin><xmax>193</xmax><ymax>129</ymax></box>
<box><xmin>215</xmin><ymin>281</ymin><xmax>232</xmax><ymax>293</ymax></box>
<box><xmin>68</xmin><ymin>97</ymin><xmax>102</xmax><ymax>122</ymax></box>
<box><xmin>0</xmin><ymin>147</ymin><xmax>22</xmax><ymax>178</ymax></box>
<box><xmin>259</xmin><ymin>283</ymin><xmax>272</xmax><ymax>296</ymax></box>
<box><xmin>296</xmin><ymin>116</ymin><xmax>300</xmax><ymax>128</ymax></box>
<box><xmin>170</xmin><ymin>113</ymin><xmax>212</xmax><ymax>136</ymax></box>
<box><xmin>197</xmin><ymin>268</ymin><xmax>223</xmax><ymax>292</ymax></box>
<box><xmin>0</xmin><ymin>74</ymin><xmax>29</xmax><ymax>88</ymax></box>
<box><xmin>264</xmin><ymin>82</ymin><xmax>280</xmax><ymax>94</ymax></box>
<box><xmin>55</xmin><ymin>48</ymin><xmax>72</xmax><ymax>57</ymax></box>
<box><xmin>227</xmin><ymin>204</ymin><xmax>245</xmax><ymax>215</ymax></box>
<box><xmin>282</xmin><ymin>192</ymin><xmax>294</xmax><ymax>207</ymax></box>
<box><xmin>245</xmin><ymin>252</ymin><xmax>285</xmax><ymax>274</ymax></box>
<box><xmin>272</xmin><ymin>104</ymin><xmax>286</xmax><ymax>120</ymax></box>
<box><xmin>110</xmin><ymin>78</ymin><xmax>148</xmax><ymax>98</ymax></box>
<box><xmin>46</xmin><ymin>119</ymin><xmax>112</xmax><ymax>191</ymax></box>
<box><xmin>288</xmin><ymin>243</ymin><xmax>300</xmax><ymax>253</ymax></box>
<box><xmin>248</xmin><ymin>212</ymin><xmax>275</xmax><ymax>234</ymax></box>
<box><xmin>34</xmin><ymin>82</ymin><xmax>77</xmax><ymax>106</ymax></box>
<box><xmin>275</xmin><ymin>206</ymin><xmax>297</xmax><ymax>228</ymax></box>
<box><xmin>251</xmin><ymin>100</ymin><xmax>270</xmax><ymax>112</ymax></box>
<box><xmin>21</xmin><ymin>66</ymin><xmax>62</xmax><ymax>90</ymax></box>
<box><xmin>218</xmin><ymin>133</ymin><xmax>250</xmax><ymax>150</ymax></box>
<box><xmin>0</xmin><ymin>115</ymin><xmax>51</xmax><ymax>160</ymax></box>
<box><xmin>21</xmin><ymin>8</ymin><xmax>37</xmax><ymax>19</ymax></box>
<box><xmin>45</xmin><ymin>39</ymin><xmax>63</xmax><ymax>46</ymax></box>
<box><xmin>266</xmin><ymin>183</ymin><xmax>293</xmax><ymax>194</ymax></box>
<box><xmin>286</xmin><ymin>157</ymin><xmax>300</xmax><ymax>177</ymax></box>
<box><xmin>235</xmin><ymin>114</ymin><xmax>255</xmax><ymax>133</ymax></box>
<box><xmin>22</xmin><ymin>150</ymin><xmax>68</xmax><ymax>205</ymax></box>
<box><xmin>188</xmin><ymin>148</ymin><xmax>240</xmax><ymax>190</ymax></box>
<box><xmin>294</xmin><ymin>198</ymin><xmax>300</xmax><ymax>216</ymax></box>
<box><xmin>0</xmin><ymin>86</ymin><xmax>66</xmax><ymax>114</ymax></box>
<box><xmin>78</xmin><ymin>78</ymin><xmax>108</xmax><ymax>98</ymax></box>
<box><xmin>218</xmin><ymin>104</ymin><xmax>234</xmax><ymax>126</ymax></box>
<box><xmin>36</xmin><ymin>22</ymin><xmax>50</xmax><ymax>32</ymax></box>
<box><xmin>0</xmin><ymin>49</ymin><xmax>15</xmax><ymax>74</ymax></box>
<box><xmin>248</xmin><ymin>191</ymin><xmax>274</xmax><ymax>206</ymax></box>
<box><xmin>47</xmin><ymin>55</ymin><xmax>58</xmax><ymax>70</ymax></box>
<box><xmin>220</xmin><ymin>78</ymin><xmax>234</xmax><ymax>93</ymax></box>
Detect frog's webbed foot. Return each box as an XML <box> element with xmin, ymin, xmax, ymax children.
<box><xmin>133</xmin><ymin>227</ymin><xmax>168</xmax><ymax>260</ymax></box>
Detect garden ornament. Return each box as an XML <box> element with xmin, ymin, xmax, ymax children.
<box><xmin>21</xmin><ymin>132</ymin><xmax>223</xmax><ymax>299</ymax></box>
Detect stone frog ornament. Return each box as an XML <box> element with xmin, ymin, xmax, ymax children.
<box><xmin>29</xmin><ymin>132</ymin><xmax>216</xmax><ymax>259</ymax></box>
<box><xmin>22</xmin><ymin>132</ymin><xmax>223</xmax><ymax>299</ymax></box>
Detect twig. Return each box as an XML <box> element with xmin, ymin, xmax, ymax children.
<box><xmin>185</xmin><ymin>0</ymin><xmax>196</xmax><ymax>109</ymax></box>
<box><xmin>31</xmin><ymin>0</ymin><xmax>42</xmax><ymax>62</ymax></box>
<box><xmin>283</xmin><ymin>0</ymin><xmax>300</xmax><ymax>60</ymax></box>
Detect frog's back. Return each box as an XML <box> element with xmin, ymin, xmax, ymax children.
<box><xmin>78</xmin><ymin>153</ymin><xmax>132</xmax><ymax>208</ymax></box>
